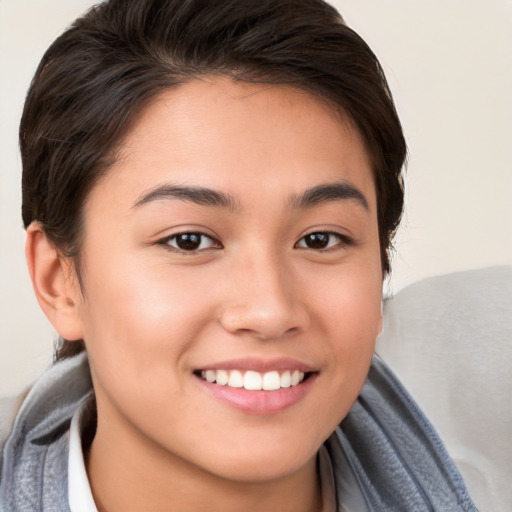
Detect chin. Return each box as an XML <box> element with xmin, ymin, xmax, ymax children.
<box><xmin>194</xmin><ymin>429</ymin><xmax>322</xmax><ymax>483</ymax></box>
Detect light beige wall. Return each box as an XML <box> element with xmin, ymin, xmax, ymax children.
<box><xmin>1</xmin><ymin>0</ymin><xmax>511</xmax><ymax>396</ymax></box>
<box><xmin>336</xmin><ymin>0</ymin><xmax>512</xmax><ymax>289</ymax></box>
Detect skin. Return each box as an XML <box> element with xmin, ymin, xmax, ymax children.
<box><xmin>28</xmin><ymin>78</ymin><xmax>383</xmax><ymax>511</ymax></box>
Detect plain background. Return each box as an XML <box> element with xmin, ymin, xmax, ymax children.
<box><xmin>1</xmin><ymin>0</ymin><xmax>511</xmax><ymax>396</ymax></box>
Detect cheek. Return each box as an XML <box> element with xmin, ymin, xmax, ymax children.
<box><xmin>77</xmin><ymin>252</ymin><xmax>217</xmax><ymax>381</ymax></box>
<box><xmin>311</xmin><ymin>261</ymin><xmax>382</xmax><ymax>341</ymax></box>
<box><xmin>77</xmin><ymin>265</ymin><xmax>211</xmax><ymax>431</ymax></box>
<box><xmin>306</xmin><ymin>261</ymin><xmax>382</xmax><ymax>410</ymax></box>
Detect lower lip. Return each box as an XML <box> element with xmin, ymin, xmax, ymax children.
<box><xmin>196</xmin><ymin>374</ymin><xmax>317</xmax><ymax>415</ymax></box>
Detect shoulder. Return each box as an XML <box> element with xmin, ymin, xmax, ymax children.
<box><xmin>1</xmin><ymin>353</ymin><xmax>93</xmax><ymax>460</ymax></box>
<box><xmin>0</xmin><ymin>353</ymin><xmax>93</xmax><ymax>510</ymax></box>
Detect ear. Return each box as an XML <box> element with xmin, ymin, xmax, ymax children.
<box><xmin>25</xmin><ymin>223</ymin><xmax>84</xmax><ymax>341</ymax></box>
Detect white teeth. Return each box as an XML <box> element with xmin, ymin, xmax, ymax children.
<box><xmin>228</xmin><ymin>370</ymin><xmax>243</xmax><ymax>388</ymax></box>
<box><xmin>280</xmin><ymin>370</ymin><xmax>291</xmax><ymax>388</ymax></box>
<box><xmin>291</xmin><ymin>370</ymin><xmax>301</xmax><ymax>386</ymax></box>
<box><xmin>244</xmin><ymin>371</ymin><xmax>262</xmax><ymax>390</ymax></box>
<box><xmin>216</xmin><ymin>369</ymin><xmax>229</xmax><ymax>386</ymax></box>
<box><xmin>200</xmin><ymin>369</ymin><xmax>306</xmax><ymax>390</ymax></box>
<box><xmin>262</xmin><ymin>371</ymin><xmax>280</xmax><ymax>391</ymax></box>
<box><xmin>205</xmin><ymin>370</ymin><xmax>216</xmax><ymax>383</ymax></box>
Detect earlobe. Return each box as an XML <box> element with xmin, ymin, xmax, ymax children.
<box><xmin>25</xmin><ymin>223</ymin><xmax>84</xmax><ymax>341</ymax></box>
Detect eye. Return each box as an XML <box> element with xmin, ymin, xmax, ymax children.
<box><xmin>161</xmin><ymin>232</ymin><xmax>221</xmax><ymax>252</ymax></box>
<box><xmin>295</xmin><ymin>231</ymin><xmax>349</xmax><ymax>250</ymax></box>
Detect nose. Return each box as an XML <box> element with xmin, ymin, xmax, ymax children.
<box><xmin>218</xmin><ymin>252</ymin><xmax>310</xmax><ymax>340</ymax></box>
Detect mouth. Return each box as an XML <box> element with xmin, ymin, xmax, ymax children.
<box><xmin>194</xmin><ymin>368</ymin><xmax>309</xmax><ymax>391</ymax></box>
<box><xmin>193</xmin><ymin>358</ymin><xmax>318</xmax><ymax>414</ymax></box>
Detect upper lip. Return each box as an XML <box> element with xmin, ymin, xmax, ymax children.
<box><xmin>196</xmin><ymin>357</ymin><xmax>317</xmax><ymax>374</ymax></box>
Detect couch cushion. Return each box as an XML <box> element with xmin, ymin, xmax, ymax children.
<box><xmin>377</xmin><ymin>266</ymin><xmax>512</xmax><ymax>512</ymax></box>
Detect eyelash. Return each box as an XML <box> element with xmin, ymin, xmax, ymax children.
<box><xmin>294</xmin><ymin>231</ymin><xmax>353</xmax><ymax>251</ymax></box>
<box><xmin>158</xmin><ymin>230</ymin><xmax>353</xmax><ymax>254</ymax></box>
<box><xmin>159</xmin><ymin>232</ymin><xmax>222</xmax><ymax>253</ymax></box>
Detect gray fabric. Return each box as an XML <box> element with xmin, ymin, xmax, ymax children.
<box><xmin>0</xmin><ymin>354</ymin><xmax>92</xmax><ymax>512</ymax></box>
<box><xmin>0</xmin><ymin>392</ymin><xmax>27</xmax><ymax>459</ymax></box>
<box><xmin>332</xmin><ymin>357</ymin><xmax>476</xmax><ymax>511</ymax></box>
<box><xmin>0</xmin><ymin>350</ymin><xmax>476</xmax><ymax>511</ymax></box>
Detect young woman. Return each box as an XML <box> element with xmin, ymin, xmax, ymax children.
<box><xmin>0</xmin><ymin>0</ymin><xmax>477</xmax><ymax>510</ymax></box>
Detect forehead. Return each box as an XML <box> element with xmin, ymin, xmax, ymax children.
<box><xmin>87</xmin><ymin>78</ymin><xmax>376</xmax><ymax>214</ymax></box>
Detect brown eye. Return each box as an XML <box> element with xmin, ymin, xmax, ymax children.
<box><xmin>164</xmin><ymin>232</ymin><xmax>220</xmax><ymax>252</ymax></box>
<box><xmin>303</xmin><ymin>233</ymin><xmax>329</xmax><ymax>249</ymax></box>
<box><xmin>296</xmin><ymin>232</ymin><xmax>347</xmax><ymax>250</ymax></box>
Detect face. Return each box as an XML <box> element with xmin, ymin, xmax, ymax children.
<box><xmin>72</xmin><ymin>78</ymin><xmax>382</xmax><ymax>484</ymax></box>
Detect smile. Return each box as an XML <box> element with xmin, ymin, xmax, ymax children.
<box><xmin>199</xmin><ymin>369</ymin><xmax>306</xmax><ymax>391</ymax></box>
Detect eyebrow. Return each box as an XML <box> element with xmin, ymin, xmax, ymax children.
<box><xmin>132</xmin><ymin>184</ymin><xmax>240</xmax><ymax>211</ymax></box>
<box><xmin>132</xmin><ymin>180</ymin><xmax>368</xmax><ymax>213</ymax></box>
<box><xmin>290</xmin><ymin>181</ymin><xmax>369</xmax><ymax>211</ymax></box>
